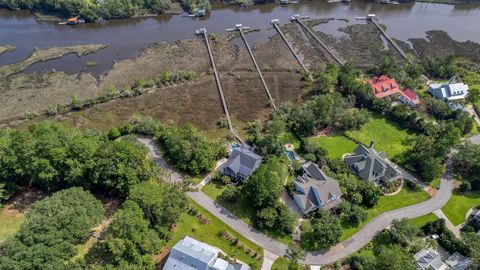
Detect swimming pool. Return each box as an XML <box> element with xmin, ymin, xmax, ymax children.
<box><xmin>284</xmin><ymin>150</ymin><xmax>297</xmax><ymax>161</ymax></box>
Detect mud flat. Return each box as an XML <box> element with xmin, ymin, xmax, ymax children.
<box><xmin>0</xmin><ymin>45</ymin><xmax>15</xmax><ymax>55</ymax></box>
<box><xmin>0</xmin><ymin>44</ymin><xmax>106</xmax><ymax>77</ymax></box>
<box><xmin>398</xmin><ymin>30</ymin><xmax>480</xmax><ymax>61</ymax></box>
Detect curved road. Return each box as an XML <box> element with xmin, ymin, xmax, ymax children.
<box><xmin>140</xmin><ymin>137</ymin><xmax>467</xmax><ymax>265</ymax></box>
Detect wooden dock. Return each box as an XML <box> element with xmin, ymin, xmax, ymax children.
<box><xmin>292</xmin><ymin>16</ymin><xmax>344</xmax><ymax>66</ymax></box>
<box><xmin>369</xmin><ymin>18</ymin><xmax>411</xmax><ymax>62</ymax></box>
<box><xmin>197</xmin><ymin>28</ymin><xmax>244</xmax><ymax>143</ymax></box>
<box><xmin>237</xmin><ymin>26</ymin><xmax>277</xmax><ymax>110</ymax></box>
<box><xmin>271</xmin><ymin>19</ymin><xmax>312</xmax><ymax>79</ymax></box>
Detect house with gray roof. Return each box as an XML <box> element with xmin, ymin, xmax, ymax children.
<box><xmin>293</xmin><ymin>162</ymin><xmax>342</xmax><ymax>215</ymax></box>
<box><xmin>344</xmin><ymin>142</ymin><xmax>401</xmax><ymax>184</ymax></box>
<box><xmin>414</xmin><ymin>249</ymin><xmax>448</xmax><ymax>270</ymax></box>
<box><xmin>164</xmin><ymin>236</ymin><xmax>250</xmax><ymax>270</ymax></box>
<box><xmin>223</xmin><ymin>144</ymin><xmax>262</xmax><ymax>182</ymax></box>
<box><xmin>428</xmin><ymin>77</ymin><xmax>469</xmax><ymax>101</ymax></box>
<box><xmin>446</xmin><ymin>252</ymin><xmax>470</xmax><ymax>270</ymax></box>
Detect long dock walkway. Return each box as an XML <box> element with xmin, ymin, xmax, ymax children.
<box><xmin>237</xmin><ymin>27</ymin><xmax>277</xmax><ymax>110</ymax></box>
<box><xmin>369</xmin><ymin>18</ymin><xmax>410</xmax><ymax>62</ymax></box>
<box><xmin>198</xmin><ymin>28</ymin><xmax>244</xmax><ymax>143</ymax></box>
<box><xmin>271</xmin><ymin>20</ymin><xmax>311</xmax><ymax>77</ymax></box>
<box><xmin>292</xmin><ymin>17</ymin><xmax>344</xmax><ymax>66</ymax></box>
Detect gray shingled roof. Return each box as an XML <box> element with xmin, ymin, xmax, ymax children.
<box><xmin>293</xmin><ymin>162</ymin><xmax>342</xmax><ymax>214</ymax></box>
<box><xmin>223</xmin><ymin>145</ymin><xmax>262</xmax><ymax>178</ymax></box>
<box><xmin>414</xmin><ymin>249</ymin><xmax>448</xmax><ymax>270</ymax></box>
<box><xmin>344</xmin><ymin>143</ymin><xmax>400</xmax><ymax>183</ymax></box>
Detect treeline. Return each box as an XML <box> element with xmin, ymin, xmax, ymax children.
<box><xmin>0</xmin><ymin>122</ymin><xmax>158</xmax><ymax>205</ymax></box>
<box><xmin>1</xmin><ymin>0</ymin><xmax>173</xmax><ymax>20</ymax></box>
<box><xmin>86</xmin><ymin>181</ymin><xmax>187</xmax><ymax>269</ymax></box>
<box><xmin>452</xmin><ymin>142</ymin><xmax>480</xmax><ymax>191</ymax></box>
<box><xmin>0</xmin><ymin>188</ymin><xmax>104</xmax><ymax>269</ymax></box>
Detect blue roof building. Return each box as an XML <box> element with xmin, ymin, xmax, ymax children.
<box><xmin>222</xmin><ymin>144</ymin><xmax>262</xmax><ymax>182</ymax></box>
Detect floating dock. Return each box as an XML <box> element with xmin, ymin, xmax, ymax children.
<box><xmin>291</xmin><ymin>15</ymin><xmax>344</xmax><ymax>66</ymax></box>
<box><xmin>271</xmin><ymin>19</ymin><xmax>311</xmax><ymax>80</ymax></box>
<box><xmin>196</xmin><ymin>28</ymin><xmax>244</xmax><ymax>143</ymax></box>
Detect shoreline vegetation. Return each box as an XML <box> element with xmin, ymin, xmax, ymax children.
<box><xmin>2</xmin><ymin>0</ymin><xmax>480</xmax><ymax>24</ymax></box>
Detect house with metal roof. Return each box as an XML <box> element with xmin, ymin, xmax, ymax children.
<box><xmin>222</xmin><ymin>144</ymin><xmax>262</xmax><ymax>182</ymax></box>
<box><xmin>292</xmin><ymin>162</ymin><xmax>342</xmax><ymax>215</ymax></box>
<box><xmin>164</xmin><ymin>236</ymin><xmax>250</xmax><ymax>270</ymax></box>
<box><xmin>428</xmin><ymin>77</ymin><xmax>469</xmax><ymax>101</ymax></box>
<box><xmin>344</xmin><ymin>142</ymin><xmax>401</xmax><ymax>184</ymax></box>
<box><xmin>414</xmin><ymin>249</ymin><xmax>448</xmax><ymax>270</ymax></box>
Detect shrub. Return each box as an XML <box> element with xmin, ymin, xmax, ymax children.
<box><xmin>460</xmin><ymin>182</ymin><xmax>472</xmax><ymax>193</ymax></box>
<box><xmin>219</xmin><ymin>185</ymin><xmax>239</xmax><ymax>203</ymax></box>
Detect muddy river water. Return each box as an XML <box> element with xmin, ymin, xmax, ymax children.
<box><xmin>1</xmin><ymin>1</ymin><xmax>479</xmax><ymax>75</ymax></box>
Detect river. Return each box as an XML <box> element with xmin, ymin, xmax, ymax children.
<box><xmin>0</xmin><ymin>1</ymin><xmax>479</xmax><ymax>76</ymax></box>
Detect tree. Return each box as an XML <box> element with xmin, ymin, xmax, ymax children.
<box><xmin>255</xmin><ymin>207</ymin><xmax>277</xmax><ymax>229</ymax></box>
<box><xmin>0</xmin><ymin>188</ymin><xmax>104</xmax><ymax>269</ymax></box>
<box><xmin>87</xmin><ymin>200</ymin><xmax>159</xmax><ymax>269</ymax></box>
<box><xmin>308</xmin><ymin>209</ymin><xmax>342</xmax><ymax>249</ymax></box>
<box><xmin>219</xmin><ymin>185</ymin><xmax>239</xmax><ymax>202</ymax></box>
<box><xmin>312</xmin><ymin>64</ymin><xmax>339</xmax><ymax>94</ymax></box>
<box><xmin>285</xmin><ymin>243</ymin><xmax>306</xmax><ymax>270</ymax></box>
<box><xmin>452</xmin><ymin>142</ymin><xmax>480</xmax><ymax>182</ymax></box>
<box><xmin>459</xmin><ymin>181</ymin><xmax>472</xmax><ymax>192</ymax></box>
<box><xmin>347</xmin><ymin>205</ymin><xmax>368</xmax><ymax>226</ymax></box>
<box><xmin>389</xmin><ymin>219</ymin><xmax>420</xmax><ymax>246</ymax></box>
<box><xmin>245</xmin><ymin>158</ymin><xmax>287</xmax><ymax>209</ymax></box>
<box><xmin>92</xmin><ymin>140</ymin><xmax>158</xmax><ymax>196</ymax></box>
<box><xmin>128</xmin><ymin>182</ymin><xmax>187</xmax><ymax>236</ymax></box>
<box><xmin>276</xmin><ymin>204</ymin><xmax>296</xmax><ymax>234</ymax></box>
<box><xmin>463</xmin><ymin>232</ymin><xmax>480</xmax><ymax>269</ymax></box>
<box><xmin>375</xmin><ymin>244</ymin><xmax>416</xmax><ymax>270</ymax></box>
<box><xmin>348</xmin><ymin>254</ymin><xmax>377</xmax><ymax>270</ymax></box>
<box><xmin>158</xmin><ymin>124</ymin><xmax>225</xmax><ymax>175</ymax></box>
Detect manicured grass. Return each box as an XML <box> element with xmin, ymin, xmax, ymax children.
<box><xmin>279</xmin><ymin>131</ymin><xmax>301</xmax><ymax>150</ymax></box>
<box><xmin>168</xmin><ymin>199</ymin><xmax>263</xmax><ymax>270</ymax></box>
<box><xmin>202</xmin><ymin>180</ymin><xmax>292</xmax><ymax>244</ymax></box>
<box><xmin>346</xmin><ymin>116</ymin><xmax>416</xmax><ymax>159</ymax></box>
<box><xmin>308</xmin><ymin>135</ymin><xmax>357</xmax><ymax>158</ymax></box>
<box><xmin>340</xmin><ymin>185</ymin><xmax>430</xmax><ymax>241</ymax></box>
<box><xmin>408</xmin><ymin>214</ymin><xmax>438</xmax><ymax>228</ymax></box>
<box><xmin>442</xmin><ymin>191</ymin><xmax>480</xmax><ymax>226</ymax></box>
<box><xmin>271</xmin><ymin>257</ymin><xmax>291</xmax><ymax>270</ymax></box>
<box><xmin>0</xmin><ymin>207</ymin><xmax>25</xmax><ymax>242</ymax></box>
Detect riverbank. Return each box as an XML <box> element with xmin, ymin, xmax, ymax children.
<box><xmin>1</xmin><ymin>19</ymin><xmax>480</xmax><ymax>131</ymax></box>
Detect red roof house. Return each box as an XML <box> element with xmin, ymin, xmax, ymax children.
<box><xmin>367</xmin><ymin>75</ymin><xmax>403</xmax><ymax>98</ymax></box>
<box><xmin>400</xmin><ymin>88</ymin><xmax>421</xmax><ymax>106</ymax></box>
<box><xmin>366</xmin><ymin>75</ymin><xmax>420</xmax><ymax>107</ymax></box>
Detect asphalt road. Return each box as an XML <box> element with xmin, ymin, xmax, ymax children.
<box><xmin>143</xmin><ymin>138</ymin><xmax>458</xmax><ymax>266</ymax></box>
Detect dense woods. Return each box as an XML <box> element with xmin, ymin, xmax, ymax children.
<box><xmin>0</xmin><ymin>188</ymin><xmax>104</xmax><ymax>268</ymax></box>
<box><xmin>0</xmin><ymin>122</ymin><xmax>158</xmax><ymax>204</ymax></box>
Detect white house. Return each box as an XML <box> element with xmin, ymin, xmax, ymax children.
<box><xmin>428</xmin><ymin>77</ymin><xmax>469</xmax><ymax>101</ymax></box>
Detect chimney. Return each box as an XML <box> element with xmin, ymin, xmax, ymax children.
<box><xmin>369</xmin><ymin>141</ymin><xmax>375</xmax><ymax>148</ymax></box>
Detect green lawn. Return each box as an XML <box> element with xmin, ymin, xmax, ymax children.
<box><xmin>168</xmin><ymin>199</ymin><xmax>263</xmax><ymax>270</ymax></box>
<box><xmin>346</xmin><ymin>116</ymin><xmax>416</xmax><ymax>159</ymax></box>
<box><xmin>442</xmin><ymin>191</ymin><xmax>480</xmax><ymax>226</ymax></box>
<box><xmin>308</xmin><ymin>135</ymin><xmax>357</xmax><ymax>158</ymax></box>
<box><xmin>271</xmin><ymin>257</ymin><xmax>299</xmax><ymax>270</ymax></box>
<box><xmin>0</xmin><ymin>207</ymin><xmax>25</xmax><ymax>242</ymax></box>
<box><xmin>202</xmin><ymin>180</ymin><xmax>292</xmax><ymax>244</ymax></box>
<box><xmin>340</xmin><ymin>185</ymin><xmax>430</xmax><ymax>241</ymax></box>
<box><xmin>408</xmin><ymin>214</ymin><xmax>438</xmax><ymax>228</ymax></box>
